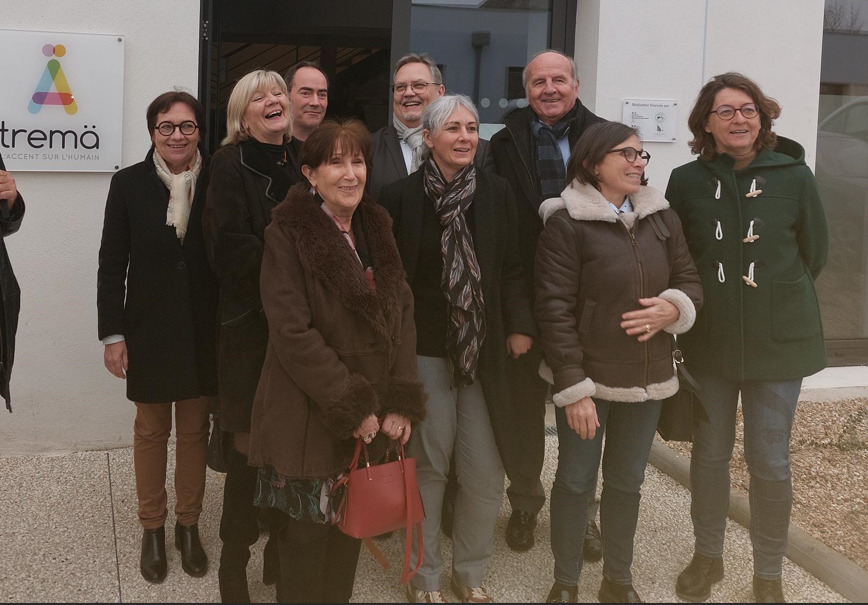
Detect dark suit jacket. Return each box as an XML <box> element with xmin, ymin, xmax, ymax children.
<box><xmin>377</xmin><ymin>169</ymin><xmax>535</xmax><ymax>458</ymax></box>
<box><xmin>367</xmin><ymin>123</ymin><xmax>495</xmax><ymax>200</ymax></box>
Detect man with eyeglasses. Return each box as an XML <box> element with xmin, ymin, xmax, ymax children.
<box><xmin>367</xmin><ymin>52</ymin><xmax>493</xmax><ymax>200</ymax></box>
<box><xmin>284</xmin><ymin>62</ymin><xmax>329</xmax><ymax>182</ymax></box>
<box><xmin>489</xmin><ymin>49</ymin><xmax>607</xmax><ymax>557</ymax></box>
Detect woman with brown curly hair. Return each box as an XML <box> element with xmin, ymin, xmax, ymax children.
<box><xmin>666</xmin><ymin>72</ymin><xmax>829</xmax><ymax>604</ymax></box>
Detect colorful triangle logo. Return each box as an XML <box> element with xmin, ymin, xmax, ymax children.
<box><xmin>28</xmin><ymin>44</ymin><xmax>78</xmax><ymax>115</ymax></box>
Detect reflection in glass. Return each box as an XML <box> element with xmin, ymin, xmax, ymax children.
<box><xmin>410</xmin><ymin>0</ymin><xmax>552</xmax><ymax>136</ymax></box>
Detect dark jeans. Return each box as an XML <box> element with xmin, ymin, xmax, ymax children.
<box><xmin>550</xmin><ymin>398</ymin><xmax>661</xmax><ymax>586</ymax></box>
<box><xmin>689</xmin><ymin>372</ymin><xmax>801</xmax><ymax>579</ymax></box>
<box><xmin>277</xmin><ymin>517</ymin><xmax>362</xmax><ymax>603</ymax></box>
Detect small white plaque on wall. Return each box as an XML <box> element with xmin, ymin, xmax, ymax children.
<box><xmin>622</xmin><ymin>99</ymin><xmax>677</xmax><ymax>142</ymax></box>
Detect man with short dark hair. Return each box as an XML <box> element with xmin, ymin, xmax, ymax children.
<box><xmin>284</xmin><ymin>62</ymin><xmax>329</xmax><ymax>180</ymax></box>
<box><xmin>489</xmin><ymin>49</ymin><xmax>606</xmax><ymax>558</ymax></box>
<box><xmin>367</xmin><ymin>52</ymin><xmax>493</xmax><ymax>200</ymax></box>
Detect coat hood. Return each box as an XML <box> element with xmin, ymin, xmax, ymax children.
<box><xmin>703</xmin><ymin>135</ymin><xmax>806</xmax><ymax>173</ymax></box>
<box><xmin>539</xmin><ymin>180</ymin><xmax>669</xmax><ymax>225</ymax></box>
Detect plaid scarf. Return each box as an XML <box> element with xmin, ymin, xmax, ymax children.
<box><xmin>533</xmin><ymin>118</ymin><xmax>570</xmax><ymax>200</ymax></box>
<box><xmin>423</xmin><ymin>157</ymin><xmax>486</xmax><ymax>385</ymax></box>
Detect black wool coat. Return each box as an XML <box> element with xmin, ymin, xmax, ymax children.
<box><xmin>202</xmin><ymin>139</ymin><xmax>299</xmax><ymax>432</ymax></box>
<box><xmin>0</xmin><ymin>155</ymin><xmax>24</xmax><ymax>411</ymax></box>
<box><xmin>378</xmin><ymin>168</ymin><xmax>536</xmax><ymax>459</ymax></box>
<box><xmin>97</xmin><ymin>147</ymin><xmax>218</xmax><ymax>403</ymax></box>
<box><xmin>489</xmin><ymin>102</ymin><xmax>606</xmax><ymax>294</ymax></box>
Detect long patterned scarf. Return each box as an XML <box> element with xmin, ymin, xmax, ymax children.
<box><xmin>153</xmin><ymin>148</ymin><xmax>202</xmax><ymax>243</ymax></box>
<box><xmin>394</xmin><ymin>116</ymin><xmax>426</xmax><ymax>173</ymax></box>
<box><xmin>423</xmin><ymin>157</ymin><xmax>486</xmax><ymax>385</ymax></box>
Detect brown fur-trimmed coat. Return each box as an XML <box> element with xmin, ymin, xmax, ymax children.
<box><xmin>247</xmin><ymin>183</ymin><xmax>427</xmax><ymax>478</ymax></box>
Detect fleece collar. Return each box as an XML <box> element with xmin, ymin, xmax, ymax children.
<box><xmin>271</xmin><ymin>184</ymin><xmax>406</xmax><ymax>340</ymax></box>
<box><xmin>539</xmin><ymin>180</ymin><xmax>669</xmax><ymax>225</ymax></box>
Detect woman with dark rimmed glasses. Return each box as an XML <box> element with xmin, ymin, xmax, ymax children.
<box><xmin>534</xmin><ymin>121</ymin><xmax>702</xmax><ymax>604</ymax></box>
<box><xmin>97</xmin><ymin>90</ymin><xmax>218</xmax><ymax>584</ymax></box>
<box><xmin>666</xmin><ymin>72</ymin><xmax>828</xmax><ymax>604</ymax></box>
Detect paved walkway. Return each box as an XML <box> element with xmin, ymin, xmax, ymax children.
<box><xmin>0</xmin><ymin>436</ymin><xmax>859</xmax><ymax>603</ymax></box>
<box><xmin>1</xmin><ymin>366</ymin><xmax>866</xmax><ymax>602</ymax></box>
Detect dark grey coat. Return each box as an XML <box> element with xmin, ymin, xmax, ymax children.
<box><xmin>378</xmin><ymin>168</ymin><xmax>536</xmax><ymax>458</ymax></box>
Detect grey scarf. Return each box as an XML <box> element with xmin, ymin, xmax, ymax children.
<box><xmin>393</xmin><ymin>116</ymin><xmax>426</xmax><ymax>173</ymax></box>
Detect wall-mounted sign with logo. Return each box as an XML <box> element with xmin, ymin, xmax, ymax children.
<box><xmin>622</xmin><ymin>99</ymin><xmax>678</xmax><ymax>143</ymax></box>
<box><xmin>0</xmin><ymin>29</ymin><xmax>124</xmax><ymax>172</ymax></box>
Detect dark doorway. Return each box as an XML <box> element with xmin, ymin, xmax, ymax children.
<box><xmin>199</xmin><ymin>0</ymin><xmax>393</xmax><ymax>152</ymax></box>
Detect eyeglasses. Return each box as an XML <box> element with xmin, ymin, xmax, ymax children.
<box><xmin>708</xmin><ymin>104</ymin><xmax>759</xmax><ymax>120</ymax></box>
<box><xmin>607</xmin><ymin>147</ymin><xmax>651</xmax><ymax>164</ymax></box>
<box><xmin>392</xmin><ymin>81</ymin><xmax>438</xmax><ymax>94</ymax></box>
<box><xmin>155</xmin><ymin>121</ymin><xmax>199</xmax><ymax>136</ymax></box>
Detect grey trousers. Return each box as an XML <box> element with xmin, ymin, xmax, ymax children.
<box><xmin>407</xmin><ymin>356</ymin><xmax>505</xmax><ymax>591</ymax></box>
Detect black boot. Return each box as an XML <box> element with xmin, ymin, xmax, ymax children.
<box><xmin>175</xmin><ymin>521</ymin><xmax>209</xmax><ymax>577</ymax></box>
<box><xmin>546</xmin><ymin>582</ymin><xmax>578</xmax><ymax>603</ymax></box>
<box><xmin>598</xmin><ymin>577</ymin><xmax>643</xmax><ymax>603</ymax></box>
<box><xmin>140</xmin><ymin>526</ymin><xmax>168</xmax><ymax>583</ymax></box>
<box><xmin>218</xmin><ymin>543</ymin><xmax>251</xmax><ymax>603</ymax></box>
<box><xmin>675</xmin><ymin>553</ymin><xmax>724</xmax><ymax>602</ymax></box>
<box><xmin>753</xmin><ymin>576</ymin><xmax>786</xmax><ymax>603</ymax></box>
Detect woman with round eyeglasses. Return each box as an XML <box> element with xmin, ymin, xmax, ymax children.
<box><xmin>535</xmin><ymin>121</ymin><xmax>702</xmax><ymax>604</ymax></box>
<box><xmin>98</xmin><ymin>90</ymin><xmax>218</xmax><ymax>584</ymax></box>
<box><xmin>666</xmin><ymin>73</ymin><xmax>828</xmax><ymax>604</ymax></box>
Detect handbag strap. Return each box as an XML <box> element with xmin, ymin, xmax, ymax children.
<box><xmin>673</xmin><ymin>347</ymin><xmax>702</xmax><ymax>394</ymax></box>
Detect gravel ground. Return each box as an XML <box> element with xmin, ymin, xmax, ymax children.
<box><xmin>665</xmin><ymin>397</ymin><xmax>868</xmax><ymax>571</ymax></box>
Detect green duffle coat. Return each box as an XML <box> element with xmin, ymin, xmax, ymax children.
<box><xmin>666</xmin><ymin>136</ymin><xmax>829</xmax><ymax>381</ymax></box>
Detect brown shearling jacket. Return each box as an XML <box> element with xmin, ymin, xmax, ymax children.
<box><xmin>534</xmin><ymin>181</ymin><xmax>703</xmax><ymax>406</ymax></box>
<box><xmin>247</xmin><ymin>184</ymin><xmax>427</xmax><ymax>479</ymax></box>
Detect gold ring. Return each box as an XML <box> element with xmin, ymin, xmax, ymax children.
<box><xmin>363</xmin><ymin>435</ymin><xmax>372</xmax><ymax>444</ymax></box>
<box><xmin>398</xmin><ymin>426</ymin><xmax>405</xmax><ymax>431</ymax></box>
<box><xmin>644</xmin><ymin>324</ymin><xmax>651</xmax><ymax>333</ymax></box>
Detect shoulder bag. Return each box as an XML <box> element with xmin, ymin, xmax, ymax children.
<box><xmin>332</xmin><ymin>437</ymin><xmax>425</xmax><ymax>584</ymax></box>
<box><xmin>657</xmin><ymin>348</ymin><xmax>708</xmax><ymax>442</ymax></box>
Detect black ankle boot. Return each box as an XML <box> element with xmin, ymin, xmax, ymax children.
<box><xmin>675</xmin><ymin>553</ymin><xmax>724</xmax><ymax>602</ymax></box>
<box><xmin>140</xmin><ymin>526</ymin><xmax>167</xmax><ymax>583</ymax></box>
<box><xmin>175</xmin><ymin>521</ymin><xmax>208</xmax><ymax>577</ymax></box>
<box><xmin>598</xmin><ymin>577</ymin><xmax>643</xmax><ymax>603</ymax></box>
<box><xmin>219</xmin><ymin>543</ymin><xmax>251</xmax><ymax>603</ymax></box>
<box><xmin>546</xmin><ymin>581</ymin><xmax>578</xmax><ymax>603</ymax></box>
<box><xmin>753</xmin><ymin>576</ymin><xmax>786</xmax><ymax>603</ymax></box>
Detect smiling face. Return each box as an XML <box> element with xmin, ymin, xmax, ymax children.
<box><xmin>289</xmin><ymin>66</ymin><xmax>328</xmax><ymax>141</ymax></box>
<box><xmin>525</xmin><ymin>52</ymin><xmax>579</xmax><ymax>126</ymax></box>
<box><xmin>301</xmin><ymin>142</ymin><xmax>366</xmax><ymax>219</ymax></box>
<box><xmin>423</xmin><ymin>104</ymin><xmax>479</xmax><ymax>183</ymax></box>
<box><xmin>593</xmin><ymin>134</ymin><xmax>646</xmax><ymax>205</ymax></box>
<box><xmin>392</xmin><ymin>62</ymin><xmax>445</xmax><ymax>128</ymax></box>
<box><xmin>151</xmin><ymin>102</ymin><xmax>200</xmax><ymax>174</ymax></box>
<box><xmin>704</xmin><ymin>87</ymin><xmax>761</xmax><ymax>160</ymax></box>
<box><xmin>242</xmin><ymin>86</ymin><xmax>290</xmax><ymax>145</ymax></box>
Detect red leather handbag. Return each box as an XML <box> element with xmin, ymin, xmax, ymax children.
<box><xmin>332</xmin><ymin>438</ymin><xmax>425</xmax><ymax>584</ymax></box>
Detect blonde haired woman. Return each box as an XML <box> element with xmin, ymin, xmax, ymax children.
<box><xmin>203</xmin><ymin>68</ymin><xmax>297</xmax><ymax>602</ymax></box>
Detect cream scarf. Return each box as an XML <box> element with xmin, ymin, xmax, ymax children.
<box><xmin>153</xmin><ymin>148</ymin><xmax>202</xmax><ymax>243</ymax></box>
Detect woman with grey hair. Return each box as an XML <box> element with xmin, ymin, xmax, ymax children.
<box><xmin>379</xmin><ymin>94</ymin><xmax>535</xmax><ymax>603</ymax></box>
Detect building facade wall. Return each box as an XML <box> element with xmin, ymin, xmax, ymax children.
<box><xmin>0</xmin><ymin>1</ymin><xmax>201</xmax><ymax>455</ymax></box>
<box><xmin>0</xmin><ymin>0</ymin><xmax>826</xmax><ymax>454</ymax></box>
